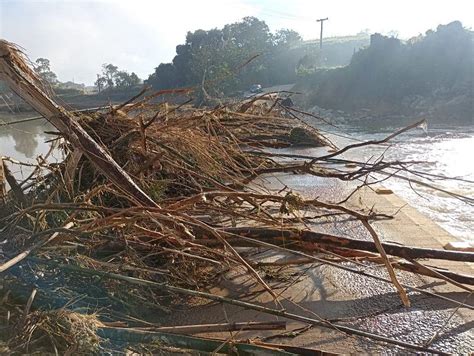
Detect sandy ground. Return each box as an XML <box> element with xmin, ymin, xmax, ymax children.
<box><xmin>158</xmin><ymin>146</ymin><xmax>473</xmax><ymax>354</ymax></box>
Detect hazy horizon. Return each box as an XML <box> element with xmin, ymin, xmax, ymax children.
<box><xmin>1</xmin><ymin>0</ymin><xmax>473</xmax><ymax>85</ymax></box>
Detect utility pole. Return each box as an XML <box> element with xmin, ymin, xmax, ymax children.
<box><xmin>316</xmin><ymin>17</ymin><xmax>329</xmax><ymax>49</ymax></box>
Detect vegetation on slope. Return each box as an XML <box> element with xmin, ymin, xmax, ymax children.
<box><xmin>295</xmin><ymin>21</ymin><xmax>474</xmax><ymax>122</ymax></box>
<box><xmin>145</xmin><ymin>17</ymin><xmax>368</xmax><ymax>96</ymax></box>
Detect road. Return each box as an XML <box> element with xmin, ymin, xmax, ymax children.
<box><xmin>242</xmin><ymin>83</ymin><xmax>295</xmax><ymax>98</ymax></box>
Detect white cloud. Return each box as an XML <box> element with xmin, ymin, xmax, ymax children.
<box><xmin>1</xmin><ymin>0</ymin><xmax>472</xmax><ymax>85</ymax></box>
<box><xmin>0</xmin><ymin>0</ymin><xmax>257</xmax><ymax>84</ymax></box>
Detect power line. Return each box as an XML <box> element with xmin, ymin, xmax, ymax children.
<box><xmin>257</xmin><ymin>9</ymin><xmax>315</xmax><ymax>22</ymax></box>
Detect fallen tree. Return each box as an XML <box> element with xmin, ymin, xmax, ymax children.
<box><xmin>216</xmin><ymin>227</ymin><xmax>474</xmax><ymax>263</ymax></box>
<box><xmin>0</xmin><ymin>39</ymin><xmax>472</xmax><ymax>354</ymax></box>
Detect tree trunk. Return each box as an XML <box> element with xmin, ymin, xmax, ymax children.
<box><xmin>200</xmin><ymin>227</ymin><xmax>474</xmax><ymax>262</ymax></box>
<box><xmin>0</xmin><ymin>40</ymin><xmax>157</xmax><ymax>207</ymax></box>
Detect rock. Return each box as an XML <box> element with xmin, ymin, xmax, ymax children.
<box><xmin>280</xmin><ymin>97</ymin><xmax>294</xmax><ymax>108</ymax></box>
<box><xmin>288</xmin><ymin>127</ymin><xmax>326</xmax><ymax>147</ymax></box>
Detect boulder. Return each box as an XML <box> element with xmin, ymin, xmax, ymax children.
<box><xmin>289</xmin><ymin>127</ymin><xmax>326</xmax><ymax>147</ymax></box>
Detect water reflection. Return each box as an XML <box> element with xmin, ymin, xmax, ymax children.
<box><xmin>0</xmin><ymin>113</ymin><xmax>55</xmax><ymax>179</ymax></box>
<box><xmin>9</xmin><ymin>127</ymin><xmax>40</xmax><ymax>158</ymax></box>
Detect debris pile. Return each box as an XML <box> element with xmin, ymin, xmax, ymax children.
<box><xmin>0</xmin><ymin>40</ymin><xmax>473</xmax><ymax>354</ymax></box>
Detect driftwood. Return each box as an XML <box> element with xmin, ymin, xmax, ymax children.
<box><xmin>215</xmin><ymin>227</ymin><xmax>474</xmax><ymax>262</ymax></box>
<box><xmin>0</xmin><ymin>40</ymin><xmax>157</xmax><ymax>207</ymax></box>
<box><xmin>1</xmin><ymin>39</ymin><xmax>472</xmax><ymax>354</ymax></box>
<box><xmin>132</xmin><ymin>321</ymin><xmax>286</xmax><ymax>334</ymax></box>
<box><xmin>0</xmin><ymin>158</ymin><xmax>5</xmax><ymax>202</ymax></box>
<box><xmin>101</xmin><ymin>326</ymin><xmax>336</xmax><ymax>356</ymax></box>
<box><xmin>0</xmin><ymin>222</ymin><xmax>74</xmax><ymax>273</ymax></box>
<box><xmin>36</xmin><ymin>259</ymin><xmax>450</xmax><ymax>355</ymax></box>
<box><xmin>90</xmin><ymin>235</ymin><xmax>474</xmax><ymax>286</ymax></box>
<box><xmin>324</xmin><ymin>247</ymin><xmax>474</xmax><ymax>287</ymax></box>
<box><xmin>241</xmin><ymin>340</ymin><xmax>337</xmax><ymax>356</ymax></box>
<box><xmin>98</xmin><ymin>327</ymin><xmax>296</xmax><ymax>355</ymax></box>
<box><xmin>2</xmin><ymin>162</ymin><xmax>26</xmax><ymax>206</ymax></box>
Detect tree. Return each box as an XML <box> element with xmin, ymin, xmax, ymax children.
<box><xmin>273</xmin><ymin>29</ymin><xmax>302</xmax><ymax>48</ymax></box>
<box><xmin>115</xmin><ymin>70</ymin><xmax>141</xmax><ymax>88</ymax></box>
<box><xmin>35</xmin><ymin>58</ymin><xmax>50</xmax><ymax>73</ymax></box>
<box><xmin>298</xmin><ymin>21</ymin><xmax>474</xmax><ymax>118</ymax></box>
<box><xmin>103</xmin><ymin>64</ymin><xmax>118</xmax><ymax>87</ymax></box>
<box><xmin>95</xmin><ymin>75</ymin><xmax>107</xmax><ymax>93</ymax></box>
<box><xmin>145</xmin><ymin>17</ymin><xmax>304</xmax><ymax>93</ymax></box>
<box><xmin>129</xmin><ymin>72</ymin><xmax>141</xmax><ymax>86</ymax></box>
<box><xmin>296</xmin><ymin>53</ymin><xmax>322</xmax><ymax>75</ymax></box>
<box><xmin>95</xmin><ymin>64</ymin><xmax>141</xmax><ymax>91</ymax></box>
<box><xmin>223</xmin><ymin>17</ymin><xmax>272</xmax><ymax>52</ymax></box>
<box><xmin>34</xmin><ymin>58</ymin><xmax>58</xmax><ymax>84</ymax></box>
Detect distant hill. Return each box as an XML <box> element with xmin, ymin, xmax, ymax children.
<box><xmin>295</xmin><ymin>21</ymin><xmax>474</xmax><ymax>124</ymax></box>
<box><xmin>299</xmin><ymin>33</ymin><xmax>370</xmax><ymax>69</ymax></box>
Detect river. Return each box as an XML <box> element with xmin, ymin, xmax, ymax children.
<box><xmin>0</xmin><ymin>113</ymin><xmax>56</xmax><ymax>176</ymax></box>
<box><xmin>324</xmin><ymin>122</ymin><xmax>474</xmax><ymax>242</ymax></box>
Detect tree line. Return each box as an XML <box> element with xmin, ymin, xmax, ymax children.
<box><xmin>29</xmin><ymin>58</ymin><xmax>141</xmax><ymax>93</ymax></box>
<box><xmin>13</xmin><ymin>16</ymin><xmax>368</xmax><ymax>97</ymax></box>
<box><xmin>94</xmin><ymin>64</ymin><xmax>141</xmax><ymax>92</ymax></box>
<box><xmin>26</xmin><ymin>17</ymin><xmax>306</xmax><ymax>96</ymax></box>
<box><xmin>297</xmin><ymin>21</ymin><xmax>473</xmax><ymax>118</ymax></box>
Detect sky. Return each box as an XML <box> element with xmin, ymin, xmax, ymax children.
<box><xmin>1</xmin><ymin>0</ymin><xmax>473</xmax><ymax>85</ymax></box>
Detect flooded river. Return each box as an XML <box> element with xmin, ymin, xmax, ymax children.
<box><xmin>325</xmin><ymin>122</ymin><xmax>474</xmax><ymax>242</ymax></box>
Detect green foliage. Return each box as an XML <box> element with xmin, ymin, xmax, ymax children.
<box><xmin>95</xmin><ymin>64</ymin><xmax>141</xmax><ymax>92</ymax></box>
<box><xmin>34</xmin><ymin>58</ymin><xmax>58</xmax><ymax>84</ymax></box>
<box><xmin>146</xmin><ymin>180</ymin><xmax>168</xmax><ymax>202</ymax></box>
<box><xmin>103</xmin><ymin>63</ymin><xmax>118</xmax><ymax>88</ymax></box>
<box><xmin>297</xmin><ymin>21</ymin><xmax>474</xmax><ymax>115</ymax></box>
<box><xmin>145</xmin><ymin>18</ymin><xmax>369</xmax><ymax>95</ymax></box>
<box><xmin>273</xmin><ymin>29</ymin><xmax>302</xmax><ymax>47</ymax></box>
<box><xmin>296</xmin><ymin>53</ymin><xmax>322</xmax><ymax>75</ymax></box>
<box><xmin>115</xmin><ymin>71</ymin><xmax>141</xmax><ymax>88</ymax></box>
<box><xmin>145</xmin><ymin>17</ymin><xmax>304</xmax><ymax>94</ymax></box>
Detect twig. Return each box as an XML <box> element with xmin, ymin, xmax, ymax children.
<box><xmin>0</xmin><ymin>222</ymin><xmax>74</xmax><ymax>273</ymax></box>
<box><xmin>30</xmin><ymin>258</ymin><xmax>450</xmax><ymax>355</ymax></box>
<box><xmin>138</xmin><ymin>321</ymin><xmax>287</xmax><ymax>334</ymax></box>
